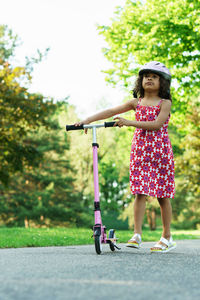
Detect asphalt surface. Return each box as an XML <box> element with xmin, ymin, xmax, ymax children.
<box><xmin>0</xmin><ymin>240</ymin><xmax>200</xmax><ymax>300</ymax></box>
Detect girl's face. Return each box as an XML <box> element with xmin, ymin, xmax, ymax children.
<box><xmin>142</xmin><ymin>73</ymin><xmax>160</xmax><ymax>92</ymax></box>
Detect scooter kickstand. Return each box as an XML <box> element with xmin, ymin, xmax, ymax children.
<box><xmin>113</xmin><ymin>243</ymin><xmax>121</xmax><ymax>250</ymax></box>
<box><xmin>115</xmin><ymin>244</ymin><xmax>121</xmax><ymax>250</ymax></box>
<box><xmin>109</xmin><ymin>241</ymin><xmax>121</xmax><ymax>250</ymax></box>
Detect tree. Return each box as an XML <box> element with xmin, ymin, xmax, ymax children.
<box><xmin>173</xmin><ymin>97</ymin><xmax>200</xmax><ymax>228</ymax></box>
<box><xmin>0</xmin><ymin>25</ymin><xmax>55</xmax><ymax>185</ymax></box>
<box><xmin>0</xmin><ymin>102</ymin><xmax>90</xmax><ymax>227</ymax></box>
<box><xmin>97</xmin><ymin>0</ymin><xmax>200</xmax><ymax>228</ymax></box>
<box><xmin>98</xmin><ymin>0</ymin><xmax>200</xmax><ymax>118</ymax></box>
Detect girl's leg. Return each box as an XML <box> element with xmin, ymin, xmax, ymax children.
<box><xmin>151</xmin><ymin>197</ymin><xmax>172</xmax><ymax>250</ymax></box>
<box><xmin>126</xmin><ymin>194</ymin><xmax>146</xmax><ymax>247</ymax></box>
<box><xmin>134</xmin><ymin>194</ymin><xmax>147</xmax><ymax>236</ymax></box>
<box><xmin>158</xmin><ymin>197</ymin><xmax>172</xmax><ymax>239</ymax></box>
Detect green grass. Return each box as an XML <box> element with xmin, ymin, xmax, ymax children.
<box><xmin>0</xmin><ymin>227</ymin><xmax>200</xmax><ymax>248</ymax></box>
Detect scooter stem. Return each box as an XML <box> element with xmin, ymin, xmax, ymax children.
<box><xmin>92</xmin><ymin>126</ymin><xmax>97</xmax><ymax>144</ymax></box>
<box><xmin>92</xmin><ymin>127</ymin><xmax>102</xmax><ymax>225</ymax></box>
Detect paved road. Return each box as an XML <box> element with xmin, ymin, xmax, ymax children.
<box><xmin>0</xmin><ymin>240</ymin><xmax>200</xmax><ymax>300</ymax></box>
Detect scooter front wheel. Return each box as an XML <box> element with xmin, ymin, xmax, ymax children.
<box><xmin>94</xmin><ymin>235</ymin><xmax>102</xmax><ymax>255</ymax></box>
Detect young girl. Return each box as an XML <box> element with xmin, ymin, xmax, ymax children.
<box><xmin>75</xmin><ymin>61</ymin><xmax>176</xmax><ymax>253</ymax></box>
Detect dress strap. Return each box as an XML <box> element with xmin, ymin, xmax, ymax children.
<box><xmin>158</xmin><ymin>99</ymin><xmax>163</xmax><ymax>106</ymax></box>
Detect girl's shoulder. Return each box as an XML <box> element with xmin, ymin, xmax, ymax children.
<box><xmin>160</xmin><ymin>99</ymin><xmax>172</xmax><ymax>107</ymax></box>
<box><xmin>122</xmin><ymin>98</ymin><xmax>138</xmax><ymax>111</ymax></box>
<box><xmin>132</xmin><ymin>98</ymin><xmax>139</xmax><ymax>110</ymax></box>
<box><xmin>159</xmin><ymin>99</ymin><xmax>172</xmax><ymax>115</ymax></box>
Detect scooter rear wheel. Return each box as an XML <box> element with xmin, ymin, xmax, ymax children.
<box><xmin>95</xmin><ymin>235</ymin><xmax>102</xmax><ymax>254</ymax></box>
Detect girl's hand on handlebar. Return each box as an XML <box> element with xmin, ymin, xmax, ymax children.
<box><xmin>74</xmin><ymin>119</ymin><xmax>90</xmax><ymax>134</ymax></box>
<box><xmin>113</xmin><ymin>116</ymin><xmax>130</xmax><ymax>127</ymax></box>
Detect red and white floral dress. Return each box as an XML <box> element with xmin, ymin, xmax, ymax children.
<box><xmin>130</xmin><ymin>98</ymin><xmax>175</xmax><ymax>199</ymax></box>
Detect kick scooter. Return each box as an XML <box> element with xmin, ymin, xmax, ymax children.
<box><xmin>66</xmin><ymin>122</ymin><xmax>121</xmax><ymax>255</ymax></box>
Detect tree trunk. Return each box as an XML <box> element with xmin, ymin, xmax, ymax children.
<box><xmin>146</xmin><ymin>208</ymin><xmax>156</xmax><ymax>230</ymax></box>
<box><xmin>24</xmin><ymin>216</ymin><xmax>29</xmax><ymax>228</ymax></box>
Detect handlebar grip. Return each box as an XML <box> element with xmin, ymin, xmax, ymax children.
<box><xmin>104</xmin><ymin>121</ymin><xmax>116</xmax><ymax>128</ymax></box>
<box><xmin>66</xmin><ymin>124</ymin><xmax>84</xmax><ymax>131</ymax></box>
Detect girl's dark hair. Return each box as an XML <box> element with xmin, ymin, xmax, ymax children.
<box><xmin>133</xmin><ymin>73</ymin><xmax>172</xmax><ymax>101</ymax></box>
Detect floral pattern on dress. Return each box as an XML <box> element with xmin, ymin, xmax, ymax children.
<box><xmin>130</xmin><ymin>99</ymin><xmax>175</xmax><ymax>198</ymax></box>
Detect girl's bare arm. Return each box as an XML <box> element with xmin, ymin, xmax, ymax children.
<box><xmin>75</xmin><ymin>98</ymin><xmax>137</xmax><ymax>125</ymax></box>
<box><xmin>114</xmin><ymin>100</ymin><xmax>172</xmax><ymax>130</ymax></box>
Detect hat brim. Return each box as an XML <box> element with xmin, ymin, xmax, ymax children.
<box><xmin>139</xmin><ymin>69</ymin><xmax>171</xmax><ymax>82</ymax></box>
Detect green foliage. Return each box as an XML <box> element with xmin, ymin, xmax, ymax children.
<box><xmin>176</xmin><ymin>98</ymin><xmax>200</xmax><ymax>198</ymax></box>
<box><xmin>98</xmin><ymin>0</ymin><xmax>200</xmax><ymax>114</ymax></box>
<box><xmin>97</xmin><ymin>0</ymin><xmax>200</xmax><ymax>229</ymax></box>
<box><xmin>173</xmin><ymin>97</ymin><xmax>200</xmax><ymax>228</ymax></box>
<box><xmin>0</xmin><ymin>26</ymin><xmax>91</xmax><ymax>227</ymax></box>
<box><xmin>0</xmin><ymin>102</ymin><xmax>92</xmax><ymax>227</ymax></box>
<box><xmin>99</xmin><ymin>161</ymin><xmax>128</xmax><ymax>211</ymax></box>
<box><xmin>0</xmin><ymin>25</ymin><xmax>55</xmax><ymax>185</ymax></box>
<box><xmin>0</xmin><ymin>25</ymin><xmax>18</xmax><ymax>59</ymax></box>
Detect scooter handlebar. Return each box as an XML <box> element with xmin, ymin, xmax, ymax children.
<box><xmin>66</xmin><ymin>124</ymin><xmax>84</xmax><ymax>131</ymax></box>
<box><xmin>104</xmin><ymin>121</ymin><xmax>116</xmax><ymax>128</ymax></box>
<box><xmin>66</xmin><ymin>121</ymin><xmax>117</xmax><ymax>131</ymax></box>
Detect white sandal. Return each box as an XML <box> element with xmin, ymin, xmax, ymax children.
<box><xmin>126</xmin><ymin>233</ymin><xmax>142</xmax><ymax>249</ymax></box>
<box><xmin>151</xmin><ymin>236</ymin><xmax>177</xmax><ymax>253</ymax></box>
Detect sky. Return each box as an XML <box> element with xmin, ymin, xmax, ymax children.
<box><xmin>0</xmin><ymin>0</ymin><xmax>127</xmax><ymax>118</ymax></box>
